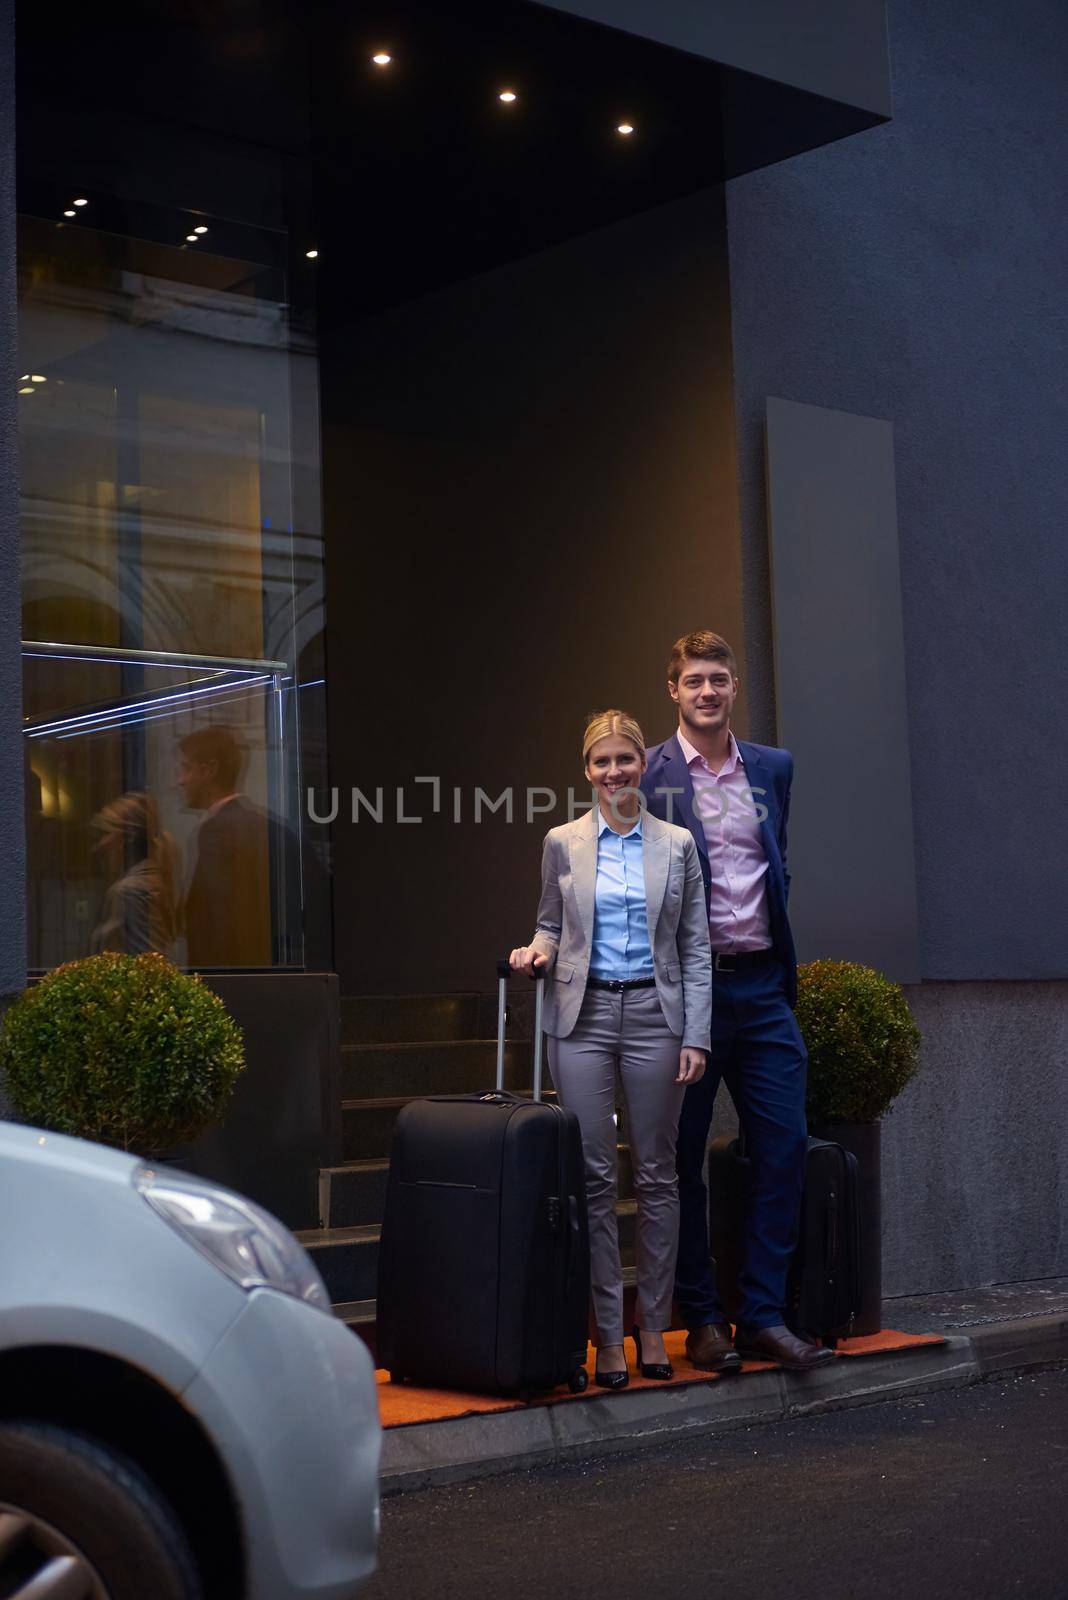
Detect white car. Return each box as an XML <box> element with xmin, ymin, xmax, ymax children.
<box><xmin>0</xmin><ymin>1120</ymin><xmax>380</xmax><ymax>1600</ymax></box>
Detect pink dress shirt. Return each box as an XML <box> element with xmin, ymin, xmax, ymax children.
<box><xmin>676</xmin><ymin>730</ymin><xmax>773</xmax><ymax>954</ymax></box>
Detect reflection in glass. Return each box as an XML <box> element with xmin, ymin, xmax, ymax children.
<box><xmin>23</xmin><ymin>644</ymin><xmax>293</xmax><ymax>969</ymax></box>
<box><xmin>176</xmin><ymin>724</ymin><xmax>272</xmax><ymax>968</ymax></box>
<box><xmin>89</xmin><ymin>790</ymin><xmax>179</xmax><ymax>959</ymax></box>
<box><xmin>18</xmin><ymin>204</ymin><xmax>325</xmax><ymax>969</ymax></box>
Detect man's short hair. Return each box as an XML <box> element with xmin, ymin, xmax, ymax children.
<box><xmin>178</xmin><ymin>726</ymin><xmax>243</xmax><ymax>791</ymax></box>
<box><xmin>668</xmin><ymin>630</ymin><xmax>738</xmax><ymax>684</ymax></box>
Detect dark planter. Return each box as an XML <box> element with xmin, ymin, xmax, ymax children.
<box><xmin>810</xmin><ymin>1120</ymin><xmax>883</xmax><ymax>1336</ymax></box>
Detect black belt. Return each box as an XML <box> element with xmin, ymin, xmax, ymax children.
<box><xmin>711</xmin><ymin>948</ymin><xmax>776</xmax><ymax>973</ymax></box>
<box><xmin>587</xmin><ymin>975</ymin><xmax>657</xmax><ymax>993</ymax></box>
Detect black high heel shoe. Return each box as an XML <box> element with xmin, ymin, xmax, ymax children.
<box><xmin>593</xmin><ymin>1348</ymin><xmax>630</xmax><ymax>1390</ymax></box>
<box><xmin>632</xmin><ymin>1324</ymin><xmax>674</xmax><ymax>1381</ymax></box>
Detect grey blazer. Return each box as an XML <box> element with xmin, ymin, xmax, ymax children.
<box><xmin>528</xmin><ymin>808</ymin><xmax>712</xmax><ymax>1051</ymax></box>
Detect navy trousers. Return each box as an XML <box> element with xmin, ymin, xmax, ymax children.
<box><xmin>675</xmin><ymin>957</ymin><xmax>808</xmax><ymax>1333</ymax></box>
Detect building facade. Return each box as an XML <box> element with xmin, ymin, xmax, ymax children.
<box><xmin>1</xmin><ymin>0</ymin><xmax>1064</xmax><ymax>1295</ymax></box>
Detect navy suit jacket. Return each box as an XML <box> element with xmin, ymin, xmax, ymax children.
<box><xmin>640</xmin><ymin>732</ymin><xmax>799</xmax><ymax>1007</ymax></box>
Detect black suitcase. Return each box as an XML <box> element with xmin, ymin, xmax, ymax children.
<box><xmin>377</xmin><ymin>963</ymin><xmax>591</xmax><ymax>1395</ymax></box>
<box><xmin>707</xmin><ymin>1132</ymin><xmax>862</xmax><ymax>1345</ymax></box>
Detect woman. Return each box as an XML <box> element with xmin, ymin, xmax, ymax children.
<box><xmin>89</xmin><ymin>791</ymin><xmax>180</xmax><ymax>960</ymax></box>
<box><xmin>510</xmin><ymin>710</ymin><xmax>711</xmax><ymax>1388</ymax></box>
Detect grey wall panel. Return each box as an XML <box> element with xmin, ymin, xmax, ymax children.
<box><xmin>765</xmin><ymin>397</ymin><xmax>920</xmax><ymax>981</ymax></box>
<box><xmin>727</xmin><ymin>0</ymin><xmax>1068</xmax><ymax>981</ymax></box>
<box><xmin>175</xmin><ymin>973</ymin><xmax>341</xmax><ymax>1231</ymax></box>
<box><xmin>0</xmin><ymin>0</ymin><xmax>25</xmax><ymax>998</ymax></box>
<box><xmin>529</xmin><ymin>0</ymin><xmax>891</xmax><ymax>117</ymax></box>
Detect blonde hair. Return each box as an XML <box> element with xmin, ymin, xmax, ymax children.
<box><xmin>91</xmin><ymin>791</ymin><xmax>179</xmax><ymax>947</ymax></box>
<box><xmin>581</xmin><ymin>709</ymin><xmax>647</xmax><ymax>771</ymax></box>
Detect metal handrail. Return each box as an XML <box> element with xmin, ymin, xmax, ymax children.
<box><xmin>21</xmin><ymin>640</ymin><xmax>288</xmax><ymax>673</ymax></box>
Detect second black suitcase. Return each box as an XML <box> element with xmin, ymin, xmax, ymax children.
<box><xmin>377</xmin><ymin>963</ymin><xmax>591</xmax><ymax>1395</ymax></box>
<box><xmin>707</xmin><ymin>1132</ymin><xmax>862</xmax><ymax>1345</ymax></box>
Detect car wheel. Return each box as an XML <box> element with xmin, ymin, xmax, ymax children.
<box><xmin>0</xmin><ymin>1421</ymin><xmax>204</xmax><ymax>1600</ymax></box>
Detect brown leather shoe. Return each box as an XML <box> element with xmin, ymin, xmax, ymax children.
<box><xmin>684</xmin><ymin>1322</ymin><xmax>743</xmax><ymax>1374</ymax></box>
<box><xmin>735</xmin><ymin>1323</ymin><xmax>836</xmax><ymax>1371</ymax></box>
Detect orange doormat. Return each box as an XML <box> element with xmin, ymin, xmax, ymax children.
<box><xmin>376</xmin><ymin>1327</ymin><xmax>947</xmax><ymax>1429</ymax></box>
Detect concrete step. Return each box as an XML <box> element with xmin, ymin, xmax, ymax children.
<box><xmin>320</xmin><ymin>1145</ymin><xmax>635</xmax><ymax>1229</ymax></box>
<box><xmin>335</xmin><ymin>1297</ymin><xmax>376</xmax><ymax>1330</ymax></box>
<box><xmin>334</xmin><ymin>1299</ymin><xmax>378</xmax><ymax>1359</ymax></box>
<box><xmin>341</xmin><ymin>1039</ymin><xmax>534</xmax><ymax>1100</ymax></box>
<box><xmin>319</xmin><ymin>1160</ymin><xmax>390</xmax><ymax>1229</ymax></box>
<box><xmin>297</xmin><ymin>1224</ymin><xmax>380</xmax><ymax>1304</ymax></box>
<box><xmin>301</xmin><ymin>1202</ymin><xmax>638</xmax><ymax>1308</ymax></box>
<box><xmin>476</xmin><ymin>986</ymin><xmax>540</xmax><ymax>1041</ymax></box>
<box><xmin>341</xmin><ymin>1097</ymin><xmax>408</xmax><ymax>1162</ymax></box>
<box><xmin>340</xmin><ymin>993</ymin><xmax>482</xmax><ymax>1047</ymax></box>
<box><xmin>340</xmin><ymin>986</ymin><xmax>546</xmax><ymax>1050</ymax></box>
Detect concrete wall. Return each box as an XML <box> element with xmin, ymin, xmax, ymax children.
<box><xmin>725</xmin><ymin>0</ymin><xmax>1068</xmax><ymax>1289</ymax></box>
<box><xmin>321</xmin><ymin>188</ymin><xmax>745</xmax><ymax>993</ymax></box>
<box><xmin>726</xmin><ymin>0</ymin><xmax>1068</xmax><ymax>982</ymax></box>
<box><xmin>882</xmin><ymin>982</ymin><xmax>1068</xmax><ymax>1294</ymax></box>
<box><xmin>0</xmin><ymin>0</ymin><xmax>25</xmax><ymax>1004</ymax></box>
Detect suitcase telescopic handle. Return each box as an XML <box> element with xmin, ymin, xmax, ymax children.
<box><xmin>495</xmin><ymin>958</ymin><xmax>547</xmax><ymax>1100</ymax></box>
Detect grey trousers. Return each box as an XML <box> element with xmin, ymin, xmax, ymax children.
<box><xmin>548</xmin><ymin>984</ymin><xmax>685</xmax><ymax>1347</ymax></box>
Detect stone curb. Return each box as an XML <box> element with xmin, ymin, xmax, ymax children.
<box><xmin>964</xmin><ymin>1312</ymin><xmax>1068</xmax><ymax>1377</ymax></box>
<box><xmin>379</xmin><ymin>1316</ymin><xmax>1068</xmax><ymax>1493</ymax></box>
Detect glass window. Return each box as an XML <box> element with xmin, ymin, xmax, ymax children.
<box><xmin>18</xmin><ymin>199</ymin><xmax>326</xmax><ymax>970</ymax></box>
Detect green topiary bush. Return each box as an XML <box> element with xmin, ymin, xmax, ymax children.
<box><xmin>0</xmin><ymin>951</ymin><xmax>245</xmax><ymax>1152</ymax></box>
<box><xmin>796</xmin><ymin>959</ymin><xmax>920</xmax><ymax>1125</ymax></box>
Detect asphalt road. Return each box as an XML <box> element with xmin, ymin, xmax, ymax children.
<box><xmin>368</xmin><ymin>1366</ymin><xmax>1068</xmax><ymax>1600</ymax></box>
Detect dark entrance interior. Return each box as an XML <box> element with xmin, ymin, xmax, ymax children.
<box><xmin>308</xmin><ymin>0</ymin><xmax>751</xmax><ymax>992</ymax></box>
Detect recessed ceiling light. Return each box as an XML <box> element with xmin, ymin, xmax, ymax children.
<box><xmin>617</xmin><ymin>122</ymin><xmax>635</xmax><ymax>136</ymax></box>
<box><xmin>372</xmin><ymin>52</ymin><xmax>392</xmax><ymax>66</ymax></box>
<box><xmin>72</xmin><ymin>198</ymin><xmax>88</xmax><ymax>207</ymax></box>
<box><xmin>30</xmin><ymin>375</ymin><xmax>46</xmax><ymax>383</ymax></box>
<box><xmin>186</xmin><ymin>234</ymin><xmax>199</xmax><ymax>242</ymax></box>
<box><xmin>20</xmin><ymin>374</ymin><xmax>29</xmax><ymax>380</ymax></box>
<box><xmin>193</xmin><ymin>225</ymin><xmax>208</xmax><ymax>234</ymax></box>
<box><xmin>306</xmin><ymin>249</ymin><xmax>319</xmax><ymax>259</ymax></box>
<box><xmin>18</xmin><ymin>387</ymin><xmax>35</xmax><ymax>396</ymax></box>
<box><xmin>63</xmin><ymin>209</ymin><xmax>76</xmax><ymax>218</ymax></box>
<box><xmin>499</xmin><ymin>90</ymin><xmax>518</xmax><ymax>103</ymax></box>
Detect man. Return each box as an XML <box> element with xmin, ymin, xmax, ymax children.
<box><xmin>177</xmin><ymin>727</ymin><xmax>271</xmax><ymax>968</ymax></box>
<box><xmin>641</xmin><ymin>630</ymin><xmax>833</xmax><ymax>1372</ymax></box>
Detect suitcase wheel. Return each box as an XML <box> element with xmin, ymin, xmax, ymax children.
<box><xmin>568</xmin><ymin>1367</ymin><xmax>589</xmax><ymax>1394</ymax></box>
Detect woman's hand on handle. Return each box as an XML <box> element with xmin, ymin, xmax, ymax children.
<box><xmin>509</xmin><ymin>946</ymin><xmax>548</xmax><ymax>979</ymax></box>
<box><xmin>677</xmin><ymin>1047</ymin><xmax>706</xmax><ymax>1085</ymax></box>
